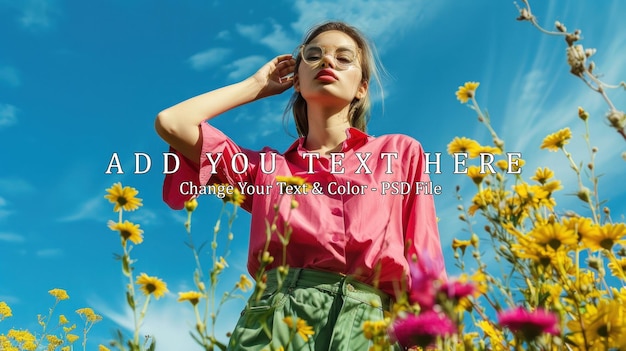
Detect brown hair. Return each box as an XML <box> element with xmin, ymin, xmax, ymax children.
<box><xmin>286</xmin><ymin>21</ymin><xmax>383</xmax><ymax>136</ymax></box>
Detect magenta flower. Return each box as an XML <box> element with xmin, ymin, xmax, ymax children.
<box><xmin>439</xmin><ymin>279</ymin><xmax>476</xmax><ymax>300</ymax></box>
<box><xmin>390</xmin><ymin>311</ymin><xmax>456</xmax><ymax>349</ymax></box>
<box><xmin>497</xmin><ymin>307</ymin><xmax>559</xmax><ymax>340</ymax></box>
<box><xmin>409</xmin><ymin>251</ymin><xmax>444</xmax><ymax>310</ymax></box>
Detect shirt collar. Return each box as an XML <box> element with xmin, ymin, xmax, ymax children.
<box><xmin>284</xmin><ymin>127</ymin><xmax>371</xmax><ymax>154</ymax></box>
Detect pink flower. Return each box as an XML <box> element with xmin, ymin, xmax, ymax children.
<box><xmin>409</xmin><ymin>252</ymin><xmax>443</xmax><ymax>310</ymax></box>
<box><xmin>390</xmin><ymin>311</ymin><xmax>456</xmax><ymax>349</ymax></box>
<box><xmin>497</xmin><ymin>307</ymin><xmax>559</xmax><ymax>340</ymax></box>
<box><xmin>439</xmin><ymin>279</ymin><xmax>476</xmax><ymax>300</ymax></box>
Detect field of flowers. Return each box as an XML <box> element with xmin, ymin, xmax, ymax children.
<box><xmin>2</xmin><ymin>1</ymin><xmax>625</xmax><ymax>350</ymax></box>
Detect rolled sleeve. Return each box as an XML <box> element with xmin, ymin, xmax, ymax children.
<box><xmin>162</xmin><ymin>122</ymin><xmax>257</xmax><ymax>210</ymax></box>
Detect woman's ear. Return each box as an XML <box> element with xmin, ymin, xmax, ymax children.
<box><xmin>356</xmin><ymin>80</ymin><xmax>368</xmax><ymax>99</ymax></box>
<box><xmin>293</xmin><ymin>74</ymin><xmax>300</xmax><ymax>92</ymax></box>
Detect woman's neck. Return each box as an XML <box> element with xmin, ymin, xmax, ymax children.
<box><xmin>304</xmin><ymin>104</ymin><xmax>352</xmax><ymax>155</ymax></box>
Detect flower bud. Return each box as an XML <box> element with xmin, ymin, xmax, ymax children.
<box><xmin>585</xmin><ymin>48</ymin><xmax>596</xmax><ymax>58</ymax></box>
<box><xmin>578</xmin><ymin>106</ymin><xmax>589</xmax><ymax>121</ymax></box>
<box><xmin>607</xmin><ymin>110</ymin><xmax>626</xmax><ymax>130</ymax></box>
<box><xmin>555</xmin><ymin>21</ymin><xmax>567</xmax><ymax>32</ymax></box>
<box><xmin>471</xmin><ymin>233</ymin><xmax>480</xmax><ymax>247</ymax></box>
<box><xmin>184</xmin><ymin>198</ymin><xmax>198</xmax><ymax>212</ymax></box>
<box><xmin>517</xmin><ymin>8</ymin><xmax>532</xmax><ymax>21</ymax></box>
<box><xmin>587</xmin><ymin>256</ymin><xmax>602</xmax><ymax>271</ymax></box>
<box><xmin>577</xmin><ymin>187</ymin><xmax>591</xmax><ymax>203</ymax></box>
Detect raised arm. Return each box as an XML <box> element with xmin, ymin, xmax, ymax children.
<box><xmin>155</xmin><ymin>54</ymin><xmax>295</xmax><ymax>162</ymax></box>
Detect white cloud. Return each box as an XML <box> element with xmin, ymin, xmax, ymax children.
<box><xmin>94</xmin><ymin>291</ymin><xmax>244</xmax><ymax>351</ymax></box>
<box><xmin>0</xmin><ymin>295</ymin><xmax>20</xmax><ymax>304</ymax></box>
<box><xmin>36</xmin><ymin>248</ymin><xmax>63</xmax><ymax>258</ymax></box>
<box><xmin>290</xmin><ymin>0</ymin><xmax>441</xmax><ymax>49</ymax></box>
<box><xmin>58</xmin><ymin>195</ymin><xmax>106</xmax><ymax>222</ymax></box>
<box><xmin>0</xmin><ymin>103</ymin><xmax>18</xmax><ymax>129</ymax></box>
<box><xmin>215</xmin><ymin>30</ymin><xmax>231</xmax><ymax>40</ymax></box>
<box><xmin>226</xmin><ymin>55</ymin><xmax>267</xmax><ymax>81</ymax></box>
<box><xmin>235</xmin><ymin>23</ymin><xmax>264</xmax><ymax>41</ymax></box>
<box><xmin>0</xmin><ymin>232</ymin><xmax>24</xmax><ymax>243</ymax></box>
<box><xmin>0</xmin><ymin>177</ymin><xmax>34</xmax><ymax>194</ymax></box>
<box><xmin>260</xmin><ymin>23</ymin><xmax>299</xmax><ymax>54</ymax></box>
<box><xmin>18</xmin><ymin>0</ymin><xmax>59</xmax><ymax>30</ymax></box>
<box><xmin>126</xmin><ymin>208</ymin><xmax>158</xmax><ymax>226</ymax></box>
<box><xmin>188</xmin><ymin>48</ymin><xmax>232</xmax><ymax>71</ymax></box>
<box><xmin>234</xmin><ymin>99</ymin><xmax>290</xmax><ymax>143</ymax></box>
<box><xmin>0</xmin><ymin>209</ymin><xmax>13</xmax><ymax>221</ymax></box>
<box><xmin>0</xmin><ymin>66</ymin><xmax>21</xmax><ymax>87</ymax></box>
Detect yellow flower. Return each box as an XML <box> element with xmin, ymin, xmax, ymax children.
<box><xmin>540</xmin><ymin>127</ymin><xmax>572</xmax><ymax>151</ymax></box>
<box><xmin>541</xmin><ymin>180</ymin><xmax>562</xmax><ymax>194</ymax></box>
<box><xmin>219</xmin><ymin>184</ymin><xmax>245</xmax><ymax>206</ymax></box>
<box><xmin>48</xmin><ymin>288</ymin><xmax>70</xmax><ymax>301</ymax></box>
<box><xmin>0</xmin><ymin>301</ymin><xmax>12</xmax><ymax>319</ymax></box>
<box><xmin>466</xmin><ymin>165</ymin><xmax>489</xmax><ymax>185</ymax></box>
<box><xmin>455</xmin><ymin>81</ymin><xmax>480</xmax><ymax>103</ymax></box>
<box><xmin>511</xmin><ymin>240</ymin><xmax>556</xmax><ymax>267</ymax></box>
<box><xmin>104</xmin><ymin>182</ymin><xmax>143</xmax><ymax>212</ymax></box>
<box><xmin>470</xmin><ymin>270</ymin><xmax>489</xmax><ymax>295</ymax></box>
<box><xmin>562</xmin><ymin>216</ymin><xmax>593</xmax><ymax>241</ymax></box>
<box><xmin>476</xmin><ymin>320</ymin><xmax>507</xmax><ymax>351</ymax></box>
<box><xmin>275</xmin><ymin>175</ymin><xmax>308</xmax><ymax>186</ymax></box>
<box><xmin>275</xmin><ymin>176</ymin><xmax>312</xmax><ymax>195</ymax></box>
<box><xmin>46</xmin><ymin>335</ymin><xmax>63</xmax><ymax>346</ymax></box>
<box><xmin>567</xmin><ymin>299</ymin><xmax>626</xmax><ymax>349</ymax></box>
<box><xmin>214</xmin><ymin>256</ymin><xmax>228</xmax><ymax>272</ymax></box>
<box><xmin>235</xmin><ymin>274</ymin><xmax>253</xmax><ymax>292</ymax></box>
<box><xmin>108</xmin><ymin>220</ymin><xmax>143</xmax><ymax>244</ymax></box>
<box><xmin>608</xmin><ymin>257</ymin><xmax>626</xmax><ymax>280</ymax></box>
<box><xmin>76</xmin><ymin>308</ymin><xmax>102</xmax><ymax>323</ymax></box>
<box><xmin>477</xmin><ymin>145</ymin><xmax>502</xmax><ymax>155</ymax></box>
<box><xmin>61</xmin><ymin>347</ymin><xmax>70</xmax><ymax>351</ymax></box>
<box><xmin>447</xmin><ymin>137</ymin><xmax>482</xmax><ymax>158</ymax></box>
<box><xmin>58</xmin><ymin>314</ymin><xmax>68</xmax><ymax>325</ymax></box>
<box><xmin>99</xmin><ymin>345</ymin><xmax>111</xmax><ymax>351</ymax></box>
<box><xmin>452</xmin><ymin>238</ymin><xmax>472</xmax><ymax>255</ymax></box>
<box><xmin>530</xmin><ymin>167</ymin><xmax>554</xmax><ymax>184</ymax></box>
<box><xmin>529</xmin><ymin>222</ymin><xmax>577</xmax><ymax>251</ymax></box>
<box><xmin>283</xmin><ymin>316</ymin><xmax>315</xmax><ymax>342</ymax></box>
<box><xmin>66</xmin><ymin>334</ymin><xmax>79</xmax><ymax>343</ymax></box>
<box><xmin>581</xmin><ymin>223</ymin><xmax>626</xmax><ymax>251</ymax></box>
<box><xmin>495</xmin><ymin>157</ymin><xmax>525</xmax><ymax>173</ymax></box>
<box><xmin>177</xmin><ymin>291</ymin><xmax>203</xmax><ymax>306</ymax></box>
<box><xmin>184</xmin><ymin>197</ymin><xmax>198</xmax><ymax>212</ymax></box>
<box><xmin>136</xmin><ymin>273</ymin><xmax>168</xmax><ymax>299</ymax></box>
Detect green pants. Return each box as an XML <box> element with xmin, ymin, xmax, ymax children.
<box><xmin>228</xmin><ymin>268</ymin><xmax>393</xmax><ymax>351</ymax></box>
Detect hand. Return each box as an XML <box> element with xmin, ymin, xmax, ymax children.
<box><xmin>251</xmin><ymin>54</ymin><xmax>296</xmax><ymax>99</ymax></box>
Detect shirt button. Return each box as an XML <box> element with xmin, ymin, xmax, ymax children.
<box><xmin>331</xmin><ymin>208</ymin><xmax>342</xmax><ymax>216</ymax></box>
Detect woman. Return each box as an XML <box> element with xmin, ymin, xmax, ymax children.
<box><xmin>156</xmin><ymin>21</ymin><xmax>446</xmax><ymax>351</ymax></box>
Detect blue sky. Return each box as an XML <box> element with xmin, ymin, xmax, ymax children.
<box><xmin>1</xmin><ymin>0</ymin><xmax>626</xmax><ymax>349</ymax></box>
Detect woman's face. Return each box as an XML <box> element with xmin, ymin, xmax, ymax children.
<box><xmin>294</xmin><ymin>30</ymin><xmax>368</xmax><ymax>108</ymax></box>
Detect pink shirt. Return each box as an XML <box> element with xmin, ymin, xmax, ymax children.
<box><xmin>163</xmin><ymin>123</ymin><xmax>446</xmax><ymax>297</ymax></box>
